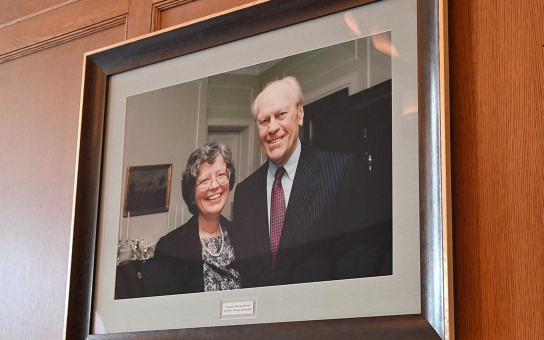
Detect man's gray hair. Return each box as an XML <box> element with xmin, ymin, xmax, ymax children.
<box><xmin>251</xmin><ymin>76</ymin><xmax>304</xmax><ymax>120</ymax></box>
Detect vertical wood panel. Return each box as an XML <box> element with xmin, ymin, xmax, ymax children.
<box><xmin>0</xmin><ymin>24</ymin><xmax>126</xmax><ymax>339</ymax></box>
<box><xmin>127</xmin><ymin>0</ymin><xmax>153</xmax><ymax>39</ymax></box>
<box><xmin>449</xmin><ymin>1</ymin><xmax>544</xmax><ymax>339</ymax></box>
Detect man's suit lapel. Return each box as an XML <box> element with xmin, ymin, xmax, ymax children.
<box><xmin>280</xmin><ymin>145</ymin><xmax>320</xmax><ymax>249</ymax></box>
<box><xmin>252</xmin><ymin>162</ymin><xmax>273</xmax><ymax>260</ymax></box>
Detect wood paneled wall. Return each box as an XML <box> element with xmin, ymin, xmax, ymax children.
<box><xmin>448</xmin><ymin>1</ymin><xmax>544</xmax><ymax>339</ymax></box>
<box><xmin>0</xmin><ymin>0</ymin><xmax>542</xmax><ymax>338</ymax></box>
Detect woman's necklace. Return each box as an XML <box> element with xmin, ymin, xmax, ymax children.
<box><xmin>200</xmin><ymin>223</ymin><xmax>224</xmax><ymax>257</ymax></box>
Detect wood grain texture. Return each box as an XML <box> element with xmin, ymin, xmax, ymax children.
<box><xmin>127</xmin><ymin>0</ymin><xmax>153</xmax><ymax>39</ymax></box>
<box><xmin>0</xmin><ymin>25</ymin><xmax>126</xmax><ymax>339</ymax></box>
<box><xmin>151</xmin><ymin>0</ymin><xmax>195</xmax><ymax>33</ymax></box>
<box><xmin>0</xmin><ymin>0</ymin><xmax>71</xmax><ymax>26</ymax></box>
<box><xmin>0</xmin><ymin>15</ymin><xmax>126</xmax><ymax>64</ymax></box>
<box><xmin>0</xmin><ymin>0</ymin><xmax>129</xmax><ymax>58</ymax></box>
<box><xmin>449</xmin><ymin>1</ymin><xmax>544</xmax><ymax>339</ymax></box>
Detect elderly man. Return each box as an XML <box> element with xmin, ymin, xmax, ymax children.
<box><xmin>231</xmin><ymin>76</ymin><xmax>391</xmax><ymax>288</ymax></box>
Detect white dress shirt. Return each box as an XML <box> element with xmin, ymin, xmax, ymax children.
<box><xmin>266</xmin><ymin>140</ymin><xmax>301</xmax><ymax>233</ymax></box>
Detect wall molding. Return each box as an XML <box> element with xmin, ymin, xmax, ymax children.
<box><xmin>0</xmin><ymin>15</ymin><xmax>126</xmax><ymax>64</ymax></box>
<box><xmin>0</xmin><ymin>0</ymin><xmax>129</xmax><ymax>63</ymax></box>
<box><xmin>0</xmin><ymin>0</ymin><xmax>81</xmax><ymax>30</ymax></box>
<box><xmin>152</xmin><ymin>0</ymin><xmax>196</xmax><ymax>32</ymax></box>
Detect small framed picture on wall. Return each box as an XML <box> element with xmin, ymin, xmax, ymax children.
<box><xmin>123</xmin><ymin>164</ymin><xmax>172</xmax><ymax>217</ymax></box>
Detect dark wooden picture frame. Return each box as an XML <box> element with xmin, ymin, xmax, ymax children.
<box><xmin>123</xmin><ymin>164</ymin><xmax>172</xmax><ymax>217</ymax></box>
<box><xmin>66</xmin><ymin>0</ymin><xmax>451</xmax><ymax>339</ymax></box>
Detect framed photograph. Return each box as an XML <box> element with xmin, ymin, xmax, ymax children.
<box><xmin>67</xmin><ymin>0</ymin><xmax>452</xmax><ymax>339</ymax></box>
<box><xmin>123</xmin><ymin>164</ymin><xmax>172</xmax><ymax>217</ymax></box>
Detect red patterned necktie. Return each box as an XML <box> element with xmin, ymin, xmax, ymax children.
<box><xmin>270</xmin><ymin>167</ymin><xmax>286</xmax><ymax>267</ymax></box>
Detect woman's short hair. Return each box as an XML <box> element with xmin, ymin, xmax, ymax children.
<box><xmin>251</xmin><ymin>76</ymin><xmax>304</xmax><ymax>120</ymax></box>
<box><xmin>181</xmin><ymin>140</ymin><xmax>236</xmax><ymax>215</ymax></box>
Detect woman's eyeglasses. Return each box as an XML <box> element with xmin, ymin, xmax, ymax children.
<box><xmin>196</xmin><ymin>169</ymin><xmax>231</xmax><ymax>191</ymax></box>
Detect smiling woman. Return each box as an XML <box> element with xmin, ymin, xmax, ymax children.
<box><xmin>115</xmin><ymin>140</ymin><xmax>241</xmax><ymax>298</ymax></box>
<box><xmin>194</xmin><ymin>165</ymin><xmax>231</xmax><ymax>223</ymax></box>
